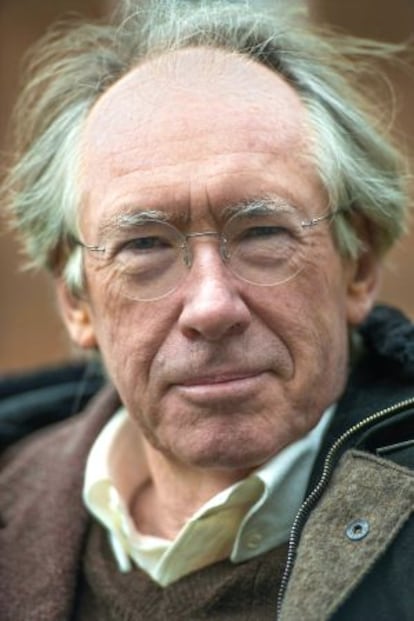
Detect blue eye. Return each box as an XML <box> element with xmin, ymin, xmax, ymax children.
<box><xmin>241</xmin><ymin>226</ymin><xmax>291</xmax><ymax>239</ymax></box>
<box><xmin>121</xmin><ymin>236</ymin><xmax>170</xmax><ymax>252</ymax></box>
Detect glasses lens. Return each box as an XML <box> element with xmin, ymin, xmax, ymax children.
<box><xmin>109</xmin><ymin>221</ymin><xmax>185</xmax><ymax>300</ymax></box>
<box><xmin>223</xmin><ymin>210</ymin><xmax>305</xmax><ymax>286</ymax></box>
<box><xmin>94</xmin><ymin>208</ymin><xmax>320</xmax><ymax>300</ymax></box>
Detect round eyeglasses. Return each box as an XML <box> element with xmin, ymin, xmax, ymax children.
<box><xmin>72</xmin><ymin>208</ymin><xmax>337</xmax><ymax>301</ymax></box>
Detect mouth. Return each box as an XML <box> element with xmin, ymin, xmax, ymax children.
<box><xmin>173</xmin><ymin>370</ymin><xmax>268</xmax><ymax>403</ymax></box>
<box><xmin>181</xmin><ymin>370</ymin><xmax>262</xmax><ymax>385</ymax></box>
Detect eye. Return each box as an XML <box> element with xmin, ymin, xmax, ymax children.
<box><xmin>235</xmin><ymin>223</ymin><xmax>297</xmax><ymax>246</ymax></box>
<box><xmin>240</xmin><ymin>225</ymin><xmax>291</xmax><ymax>240</ymax></box>
<box><xmin>120</xmin><ymin>235</ymin><xmax>171</xmax><ymax>252</ymax></box>
<box><xmin>113</xmin><ymin>231</ymin><xmax>177</xmax><ymax>276</ymax></box>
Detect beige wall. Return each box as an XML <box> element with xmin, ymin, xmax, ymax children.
<box><xmin>1</xmin><ymin>0</ymin><xmax>413</xmax><ymax>373</ymax></box>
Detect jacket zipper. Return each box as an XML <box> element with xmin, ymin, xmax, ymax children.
<box><xmin>276</xmin><ymin>395</ymin><xmax>414</xmax><ymax>619</ymax></box>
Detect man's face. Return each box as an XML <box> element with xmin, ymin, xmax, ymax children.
<box><xmin>63</xmin><ymin>49</ymin><xmax>377</xmax><ymax>472</ymax></box>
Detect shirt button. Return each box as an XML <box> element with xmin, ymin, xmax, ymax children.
<box><xmin>245</xmin><ymin>531</ymin><xmax>263</xmax><ymax>549</ymax></box>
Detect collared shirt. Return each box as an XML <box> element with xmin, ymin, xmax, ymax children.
<box><xmin>83</xmin><ymin>406</ymin><xmax>334</xmax><ymax>586</ymax></box>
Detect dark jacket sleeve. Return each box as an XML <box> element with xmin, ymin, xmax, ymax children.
<box><xmin>0</xmin><ymin>361</ymin><xmax>105</xmax><ymax>451</ymax></box>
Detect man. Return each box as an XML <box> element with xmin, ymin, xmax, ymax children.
<box><xmin>1</xmin><ymin>1</ymin><xmax>413</xmax><ymax>619</ymax></box>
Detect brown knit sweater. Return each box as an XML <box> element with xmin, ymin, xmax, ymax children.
<box><xmin>75</xmin><ymin>521</ymin><xmax>287</xmax><ymax>620</ymax></box>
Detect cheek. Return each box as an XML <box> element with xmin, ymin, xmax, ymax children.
<box><xmin>257</xmin><ymin>253</ymin><xmax>350</xmax><ymax>408</ymax></box>
<box><xmin>300</xmin><ymin>265</ymin><xmax>350</xmax><ymax>375</ymax></box>
<box><xmin>86</xmin><ymin>282</ymin><xmax>177</xmax><ymax>402</ymax></box>
<box><xmin>294</xmin><ymin>255</ymin><xmax>350</xmax><ymax>352</ymax></box>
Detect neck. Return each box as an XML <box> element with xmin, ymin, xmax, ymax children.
<box><xmin>130</xmin><ymin>440</ymin><xmax>251</xmax><ymax>540</ymax></box>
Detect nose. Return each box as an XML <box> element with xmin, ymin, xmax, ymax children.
<box><xmin>178</xmin><ymin>243</ymin><xmax>252</xmax><ymax>341</ymax></box>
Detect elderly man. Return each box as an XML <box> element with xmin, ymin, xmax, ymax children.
<box><xmin>1</xmin><ymin>1</ymin><xmax>413</xmax><ymax>620</ymax></box>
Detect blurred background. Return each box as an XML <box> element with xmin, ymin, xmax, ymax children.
<box><xmin>1</xmin><ymin>0</ymin><xmax>413</xmax><ymax>373</ymax></box>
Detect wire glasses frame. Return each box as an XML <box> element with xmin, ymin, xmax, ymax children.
<box><xmin>70</xmin><ymin>209</ymin><xmax>338</xmax><ymax>301</ymax></box>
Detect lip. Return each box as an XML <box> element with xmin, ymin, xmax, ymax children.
<box><xmin>173</xmin><ymin>370</ymin><xmax>268</xmax><ymax>402</ymax></box>
<box><xmin>180</xmin><ymin>371</ymin><xmax>262</xmax><ymax>386</ymax></box>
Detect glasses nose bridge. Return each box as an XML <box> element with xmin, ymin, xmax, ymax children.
<box><xmin>182</xmin><ymin>230</ymin><xmax>227</xmax><ymax>268</ymax></box>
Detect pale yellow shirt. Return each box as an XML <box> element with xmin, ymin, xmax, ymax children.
<box><xmin>83</xmin><ymin>406</ymin><xmax>334</xmax><ymax>586</ymax></box>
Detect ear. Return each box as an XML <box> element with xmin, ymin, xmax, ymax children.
<box><xmin>345</xmin><ymin>245</ymin><xmax>381</xmax><ymax>327</ymax></box>
<box><xmin>55</xmin><ymin>279</ymin><xmax>98</xmax><ymax>349</ymax></box>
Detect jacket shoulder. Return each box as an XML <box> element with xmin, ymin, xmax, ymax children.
<box><xmin>0</xmin><ymin>361</ymin><xmax>105</xmax><ymax>451</ymax></box>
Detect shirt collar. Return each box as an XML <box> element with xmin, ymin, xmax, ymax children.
<box><xmin>83</xmin><ymin>404</ymin><xmax>335</xmax><ymax>582</ymax></box>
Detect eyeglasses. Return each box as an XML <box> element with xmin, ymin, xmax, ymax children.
<box><xmin>72</xmin><ymin>207</ymin><xmax>337</xmax><ymax>301</ymax></box>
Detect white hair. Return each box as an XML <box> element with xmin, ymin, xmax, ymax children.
<box><xmin>2</xmin><ymin>0</ymin><xmax>410</xmax><ymax>292</ymax></box>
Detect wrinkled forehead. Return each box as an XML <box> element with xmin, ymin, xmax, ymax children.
<box><xmin>81</xmin><ymin>46</ymin><xmax>311</xmax><ymax>160</ymax></box>
<box><xmin>77</xmin><ymin>47</ymin><xmax>319</xmax><ymax>233</ymax></box>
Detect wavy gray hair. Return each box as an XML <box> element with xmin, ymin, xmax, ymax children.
<box><xmin>3</xmin><ymin>0</ymin><xmax>410</xmax><ymax>292</ymax></box>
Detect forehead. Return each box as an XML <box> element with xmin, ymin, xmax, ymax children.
<box><xmin>82</xmin><ymin>47</ymin><xmax>310</xmax><ymax>154</ymax></box>
<box><xmin>79</xmin><ymin>47</ymin><xmax>320</xmax><ymax>229</ymax></box>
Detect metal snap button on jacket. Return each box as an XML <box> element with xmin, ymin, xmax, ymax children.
<box><xmin>345</xmin><ymin>519</ymin><xmax>370</xmax><ymax>541</ymax></box>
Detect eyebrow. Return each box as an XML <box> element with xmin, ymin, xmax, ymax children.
<box><xmin>96</xmin><ymin>197</ymin><xmax>298</xmax><ymax>238</ymax></box>
<box><xmin>96</xmin><ymin>209</ymin><xmax>172</xmax><ymax>238</ymax></box>
<box><xmin>222</xmin><ymin>197</ymin><xmax>298</xmax><ymax>219</ymax></box>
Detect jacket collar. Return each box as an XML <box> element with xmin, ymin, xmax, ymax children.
<box><xmin>308</xmin><ymin>304</ymin><xmax>414</xmax><ymax>492</ymax></box>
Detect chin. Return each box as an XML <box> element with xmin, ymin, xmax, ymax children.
<box><xmin>166</xmin><ymin>433</ymin><xmax>282</xmax><ymax>471</ymax></box>
<box><xmin>144</xmin><ymin>408</ymin><xmax>293</xmax><ymax>471</ymax></box>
